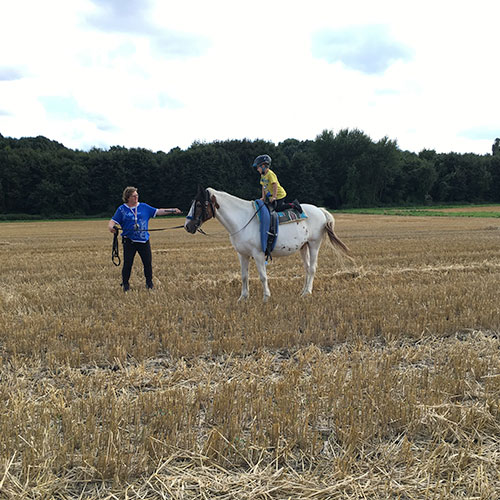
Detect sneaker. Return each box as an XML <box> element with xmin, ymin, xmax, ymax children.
<box><xmin>121</xmin><ymin>282</ymin><xmax>130</xmax><ymax>292</ymax></box>
<box><xmin>292</xmin><ymin>199</ymin><xmax>303</xmax><ymax>213</ymax></box>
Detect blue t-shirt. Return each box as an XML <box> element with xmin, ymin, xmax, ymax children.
<box><xmin>111</xmin><ymin>203</ymin><xmax>158</xmax><ymax>242</ymax></box>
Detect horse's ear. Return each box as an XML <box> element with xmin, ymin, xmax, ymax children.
<box><xmin>211</xmin><ymin>195</ymin><xmax>219</xmax><ymax>209</ymax></box>
<box><xmin>195</xmin><ymin>184</ymin><xmax>206</xmax><ymax>201</ymax></box>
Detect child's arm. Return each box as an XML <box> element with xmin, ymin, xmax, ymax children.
<box><xmin>270</xmin><ymin>183</ymin><xmax>278</xmax><ymax>202</ymax></box>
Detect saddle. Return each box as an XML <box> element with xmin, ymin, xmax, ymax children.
<box><xmin>254</xmin><ymin>200</ymin><xmax>307</xmax><ymax>259</ymax></box>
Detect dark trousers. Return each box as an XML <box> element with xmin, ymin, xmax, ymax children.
<box><xmin>269</xmin><ymin>197</ymin><xmax>302</xmax><ymax>214</ymax></box>
<box><xmin>269</xmin><ymin>198</ymin><xmax>291</xmax><ymax>212</ymax></box>
<box><xmin>122</xmin><ymin>238</ymin><xmax>152</xmax><ymax>285</ymax></box>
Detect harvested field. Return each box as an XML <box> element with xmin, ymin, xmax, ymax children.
<box><xmin>1</xmin><ymin>212</ymin><xmax>499</xmax><ymax>499</ymax></box>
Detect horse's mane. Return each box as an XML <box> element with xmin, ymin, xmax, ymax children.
<box><xmin>207</xmin><ymin>188</ymin><xmax>254</xmax><ymax>206</ymax></box>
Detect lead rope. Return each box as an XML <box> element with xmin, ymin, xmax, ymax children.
<box><xmin>111</xmin><ymin>223</ymin><xmax>184</xmax><ymax>266</ymax></box>
<box><xmin>112</xmin><ymin>226</ymin><xmax>121</xmax><ymax>266</ymax></box>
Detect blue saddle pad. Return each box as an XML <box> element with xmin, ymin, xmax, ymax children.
<box><xmin>254</xmin><ymin>200</ymin><xmax>308</xmax><ymax>254</ymax></box>
<box><xmin>254</xmin><ymin>200</ymin><xmax>277</xmax><ymax>253</ymax></box>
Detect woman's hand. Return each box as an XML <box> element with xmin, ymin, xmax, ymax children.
<box><xmin>108</xmin><ymin>221</ymin><xmax>118</xmax><ymax>233</ymax></box>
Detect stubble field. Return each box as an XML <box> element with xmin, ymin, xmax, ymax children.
<box><xmin>1</xmin><ymin>211</ymin><xmax>499</xmax><ymax>499</ymax></box>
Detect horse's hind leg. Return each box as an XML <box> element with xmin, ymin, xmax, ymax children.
<box><xmin>300</xmin><ymin>241</ymin><xmax>320</xmax><ymax>297</ymax></box>
<box><xmin>254</xmin><ymin>253</ymin><xmax>271</xmax><ymax>302</ymax></box>
<box><xmin>237</xmin><ymin>253</ymin><xmax>250</xmax><ymax>301</ymax></box>
<box><xmin>300</xmin><ymin>243</ymin><xmax>310</xmax><ymax>295</ymax></box>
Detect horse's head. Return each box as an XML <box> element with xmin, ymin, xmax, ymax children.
<box><xmin>184</xmin><ymin>187</ymin><xmax>218</xmax><ymax>234</ymax></box>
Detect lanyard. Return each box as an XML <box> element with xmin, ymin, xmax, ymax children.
<box><xmin>129</xmin><ymin>205</ymin><xmax>139</xmax><ymax>230</ymax></box>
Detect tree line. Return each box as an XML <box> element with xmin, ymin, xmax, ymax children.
<box><xmin>1</xmin><ymin>130</ymin><xmax>499</xmax><ymax>219</ymax></box>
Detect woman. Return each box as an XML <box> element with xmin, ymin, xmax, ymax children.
<box><xmin>108</xmin><ymin>186</ymin><xmax>181</xmax><ymax>291</ymax></box>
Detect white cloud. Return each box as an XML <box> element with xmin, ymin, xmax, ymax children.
<box><xmin>0</xmin><ymin>66</ymin><xmax>26</xmax><ymax>81</ymax></box>
<box><xmin>84</xmin><ymin>0</ymin><xmax>156</xmax><ymax>33</ymax></box>
<box><xmin>85</xmin><ymin>0</ymin><xmax>210</xmax><ymax>59</ymax></box>
<box><xmin>312</xmin><ymin>25</ymin><xmax>413</xmax><ymax>74</ymax></box>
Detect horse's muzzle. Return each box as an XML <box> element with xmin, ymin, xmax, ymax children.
<box><xmin>184</xmin><ymin>220</ymin><xmax>198</xmax><ymax>234</ymax></box>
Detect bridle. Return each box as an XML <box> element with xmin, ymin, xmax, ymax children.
<box><xmin>186</xmin><ymin>188</ymin><xmax>218</xmax><ymax>234</ymax></box>
<box><xmin>187</xmin><ymin>188</ymin><xmax>265</xmax><ymax>237</ymax></box>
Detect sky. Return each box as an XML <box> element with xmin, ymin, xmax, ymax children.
<box><xmin>1</xmin><ymin>0</ymin><xmax>500</xmax><ymax>155</ymax></box>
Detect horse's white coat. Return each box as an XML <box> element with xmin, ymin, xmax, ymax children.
<box><xmin>186</xmin><ymin>188</ymin><xmax>346</xmax><ymax>302</ymax></box>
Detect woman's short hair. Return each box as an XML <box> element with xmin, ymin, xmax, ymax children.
<box><xmin>122</xmin><ymin>186</ymin><xmax>138</xmax><ymax>203</ymax></box>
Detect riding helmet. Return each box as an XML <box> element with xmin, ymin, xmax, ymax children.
<box><xmin>252</xmin><ymin>154</ymin><xmax>272</xmax><ymax>168</ymax></box>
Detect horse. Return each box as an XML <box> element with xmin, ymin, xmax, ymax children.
<box><xmin>184</xmin><ymin>187</ymin><xmax>351</xmax><ymax>302</ymax></box>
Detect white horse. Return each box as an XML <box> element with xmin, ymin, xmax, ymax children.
<box><xmin>184</xmin><ymin>187</ymin><xmax>351</xmax><ymax>302</ymax></box>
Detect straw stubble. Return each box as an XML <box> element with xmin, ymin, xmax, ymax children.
<box><xmin>0</xmin><ymin>213</ymin><xmax>499</xmax><ymax>498</ymax></box>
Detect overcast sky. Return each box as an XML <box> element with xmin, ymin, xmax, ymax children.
<box><xmin>1</xmin><ymin>0</ymin><xmax>499</xmax><ymax>155</ymax></box>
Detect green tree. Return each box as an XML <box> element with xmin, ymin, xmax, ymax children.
<box><xmin>314</xmin><ymin>129</ymin><xmax>400</xmax><ymax>208</ymax></box>
<box><xmin>492</xmin><ymin>138</ymin><xmax>500</xmax><ymax>156</ymax></box>
<box><xmin>1</xmin><ymin>130</ymin><xmax>499</xmax><ymax>217</ymax></box>
<box><xmin>399</xmin><ymin>152</ymin><xmax>437</xmax><ymax>204</ymax></box>
<box><xmin>431</xmin><ymin>153</ymin><xmax>491</xmax><ymax>203</ymax></box>
<box><xmin>488</xmin><ymin>155</ymin><xmax>500</xmax><ymax>201</ymax></box>
<box><xmin>314</xmin><ymin>129</ymin><xmax>346</xmax><ymax>208</ymax></box>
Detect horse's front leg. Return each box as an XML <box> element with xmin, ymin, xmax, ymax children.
<box><xmin>237</xmin><ymin>253</ymin><xmax>250</xmax><ymax>301</ymax></box>
<box><xmin>254</xmin><ymin>254</ymin><xmax>271</xmax><ymax>302</ymax></box>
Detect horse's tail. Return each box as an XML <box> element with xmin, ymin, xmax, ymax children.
<box><xmin>320</xmin><ymin>208</ymin><xmax>353</xmax><ymax>258</ymax></box>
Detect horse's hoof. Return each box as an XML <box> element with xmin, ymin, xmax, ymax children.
<box><xmin>263</xmin><ymin>295</ymin><xmax>271</xmax><ymax>303</ymax></box>
<box><xmin>237</xmin><ymin>295</ymin><xmax>248</xmax><ymax>302</ymax></box>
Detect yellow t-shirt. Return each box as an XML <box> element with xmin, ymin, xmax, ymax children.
<box><xmin>260</xmin><ymin>169</ymin><xmax>287</xmax><ymax>199</ymax></box>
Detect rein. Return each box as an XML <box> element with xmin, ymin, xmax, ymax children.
<box><xmin>228</xmin><ymin>202</ymin><xmax>264</xmax><ymax>237</ymax></box>
<box><xmin>190</xmin><ymin>190</ymin><xmax>265</xmax><ymax>238</ymax></box>
<box><xmin>148</xmin><ymin>225</ymin><xmax>185</xmax><ymax>231</ymax></box>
